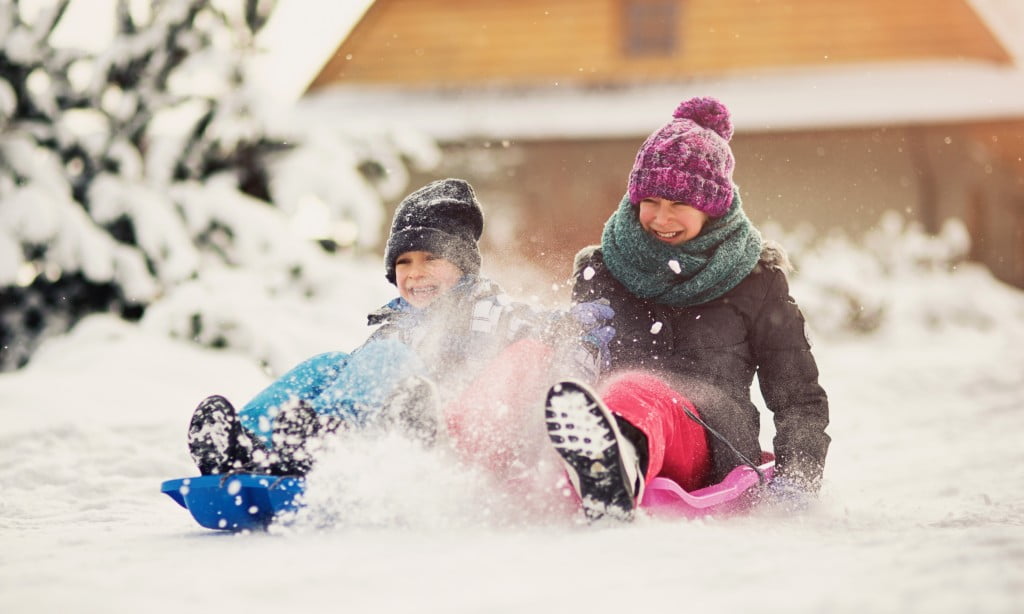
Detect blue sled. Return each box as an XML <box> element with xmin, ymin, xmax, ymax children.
<box><xmin>161</xmin><ymin>474</ymin><xmax>305</xmax><ymax>531</ymax></box>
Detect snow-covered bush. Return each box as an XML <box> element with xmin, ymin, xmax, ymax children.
<box><xmin>0</xmin><ymin>0</ymin><xmax>439</xmax><ymax>370</ymax></box>
<box><xmin>773</xmin><ymin>211</ymin><xmax>1024</xmax><ymax>340</ymax></box>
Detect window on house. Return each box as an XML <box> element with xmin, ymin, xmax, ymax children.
<box><xmin>622</xmin><ymin>0</ymin><xmax>680</xmax><ymax>57</ymax></box>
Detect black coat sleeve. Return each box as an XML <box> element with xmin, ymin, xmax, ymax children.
<box><xmin>571</xmin><ymin>246</ymin><xmax>610</xmax><ymax>301</ymax></box>
<box><xmin>750</xmin><ymin>266</ymin><xmax>831</xmax><ymax>486</ymax></box>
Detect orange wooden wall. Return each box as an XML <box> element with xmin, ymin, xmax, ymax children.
<box><xmin>308</xmin><ymin>0</ymin><xmax>1010</xmax><ymax>90</ymax></box>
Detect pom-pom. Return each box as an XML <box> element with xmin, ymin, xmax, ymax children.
<box><xmin>672</xmin><ymin>97</ymin><xmax>733</xmax><ymax>141</ymax></box>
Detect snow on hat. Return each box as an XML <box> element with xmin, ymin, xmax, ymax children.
<box><xmin>384</xmin><ymin>178</ymin><xmax>484</xmax><ymax>285</ymax></box>
<box><xmin>627</xmin><ymin>97</ymin><xmax>736</xmax><ymax>218</ymax></box>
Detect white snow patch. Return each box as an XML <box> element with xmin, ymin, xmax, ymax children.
<box><xmin>2</xmin><ymin>247</ymin><xmax>1023</xmax><ymax>613</ymax></box>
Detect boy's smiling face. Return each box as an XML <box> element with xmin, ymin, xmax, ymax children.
<box><xmin>395</xmin><ymin>250</ymin><xmax>464</xmax><ymax>308</ymax></box>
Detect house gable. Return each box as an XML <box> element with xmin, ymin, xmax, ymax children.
<box><xmin>308</xmin><ymin>0</ymin><xmax>1011</xmax><ymax>90</ymax></box>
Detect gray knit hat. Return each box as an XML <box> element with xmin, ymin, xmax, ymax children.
<box><xmin>384</xmin><ymin>178</ymin><xmax>484</xmax><ymax>285</ymax></box>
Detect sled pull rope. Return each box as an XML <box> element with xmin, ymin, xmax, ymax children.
<box><xmin>269</xmin><ymin>475</ymin><xmax>301</xmax><ymax>489</ymax></box>
<box><xmin>218</xmin><ymin>472</ymin><xmax>245</xmax><ymax>488</ymax></box>
<box><xmin>679</xmin><ymin>405</ymin><xmax>768</xmax><ymax>484</ymax></box>
<box><xmin>215</xmin><ymin>472</ymin><xmax>301</xmax><ymax>488</ymax></box>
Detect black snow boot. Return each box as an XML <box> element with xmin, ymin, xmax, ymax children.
<box><xmin>188</xmin><ymin>395</ymin><xmax>256</xmax><ymax>475</ymax></box>
<box><xmin>269</xmin><ymin>399</ymin><xmax>342</xmax><ymax>475</ymax></box>
<box><xmin>545</xmin><ymin>380</ymin><xmax>644</xmax><ymax>521</ymax></box>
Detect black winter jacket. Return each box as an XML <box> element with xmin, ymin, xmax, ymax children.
<box><xmin>572</xmin><ymin>245</ymin><xmax>830</xmax><ymax>486</ymax></box>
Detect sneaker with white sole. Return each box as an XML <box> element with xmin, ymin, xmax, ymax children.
<box><xmin>545</xmin><ymin>380</ymin><xmax>644</xmax><ymax>521</ymax></box>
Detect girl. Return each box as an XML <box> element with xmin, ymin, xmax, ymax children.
<box><xmin>546</xmin><ymin>98</ymin><xmax>831</xmax><ymax>520</ymax></box>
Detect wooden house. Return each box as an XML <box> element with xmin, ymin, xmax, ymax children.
<box><xmin>303</xmin><ymin>0</ymin><xmax>1024</xmax><ymax>289</ymax></box>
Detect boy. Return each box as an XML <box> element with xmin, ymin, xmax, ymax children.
<box><xmin>187</xmin><ymin>179</ymin><xmax>611</xmax><ymax>478</ymax></box>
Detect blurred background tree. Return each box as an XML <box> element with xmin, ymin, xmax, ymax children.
<box><xmin>0</xmin><ymin>0</ymin><xmax>436</xmax><ymax>370</ymax></box>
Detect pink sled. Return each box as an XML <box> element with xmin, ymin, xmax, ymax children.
<box><xmin>639</xmin><ymin>453</ymin><xmax>775</xmax><ymax>518</ymax></box>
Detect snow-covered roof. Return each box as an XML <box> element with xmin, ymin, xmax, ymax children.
<box><xmin>968</xmin><ymin>0</ymin><xmax>1024</xmax><ymax>62</ymax></box>
<box><xmin>291</xmin><ymin>0</ymin><xmax>1024</xmax><ymax>139</ymax></box>
<box><xmin>300</xmin><ymin>59</ymin><xmax>1024</xmax><ymax>140</ymax></box>
<box><xmin>250</xmin><ymin>0</ymin><xmax>374</xmax><ymax>104</ymax></box>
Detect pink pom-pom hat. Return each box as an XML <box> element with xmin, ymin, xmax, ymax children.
<box><xmin>627</xmin><ymin>96</ymin><xmax>736</xmax><ymax>218</ymax></box>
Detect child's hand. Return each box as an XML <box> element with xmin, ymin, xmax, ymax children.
<box><xmin>569</xmin><ymin>301</ymin><xmax>616</xmax><ymax>377</ymax></box>
<box><xmin>760</xmin><ymin>476</ymin><xmax>816</xmax><ymax>512</ymax></box>
<box><xmin>569</xmin><ymin>300</ymin><xmax>615</xmax><ymax>330</ymax></box>
<box><xmin>582</xmin><ymin>325</ymin><xmax>616</xmax><ymax>361</ymax></box>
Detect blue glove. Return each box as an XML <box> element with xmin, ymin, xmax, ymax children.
<box><xmin>583</xmin><ymin>324</ymin><xmax>615</xmax><ymax>368</ymax></box>
<box><xmin>568</xmin><ymin>301</ymin><xmax>615</xmax><ymax>378</ymax></box>
<box><xmin>569</xmin><ymin>301</ymin><xmax>615</xmax><ymax>330</ymax></box>
<box><xmin>761</xmin><ymin>476</ymin><xmax>815</xmax><ymax>512</ymax></box>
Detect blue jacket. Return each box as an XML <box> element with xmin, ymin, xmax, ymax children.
<box><xmin>237</xmin><ymin>275</ymin><xmax>579</xmax><ymax>443</ymax></box>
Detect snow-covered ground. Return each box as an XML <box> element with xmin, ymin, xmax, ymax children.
<box><xmin>1</xmin><ymin>251</ymin><xmax>1023</xmax><ymax>614</ymax></box>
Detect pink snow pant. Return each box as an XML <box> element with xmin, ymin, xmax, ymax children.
<box><xmin>445</xmin><ymin>338</ymin><xmax>555</xmax><ymax>474</ymax></box>
<box><xmin>600</xmin><ymin>371</ymin><xmax>712</xmax><ymax>491</ymax></box>
<box><xmin>444</xmin><ymin>339</ymin><xmax>577</xmax><ymax>517</ymax></box>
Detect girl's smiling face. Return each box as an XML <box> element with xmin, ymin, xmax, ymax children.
<box><xmin>395</xmin><ymin>250</ymin><xmax>463</xmax><ymax>308</ymax></box>
<box><xmin>637</xmin><ymin>197</ymin><xmax>709</xmax><ymax>245</ymax></box>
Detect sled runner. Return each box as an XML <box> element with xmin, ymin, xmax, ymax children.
<box><xmin>162</xmin><ymin>457</ymin><xmax>773</xmax><ymax>531</ymax></box>
<box><xmin>161</xmin><ymin>474</ymin><xmax>304</xmax><ymax>531</ymax></box>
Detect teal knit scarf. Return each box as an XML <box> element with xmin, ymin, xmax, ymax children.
<box><xmin>600</xmin><ymin>188</ymin><xmax>763</xmax><ymax>307</ymax></box>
